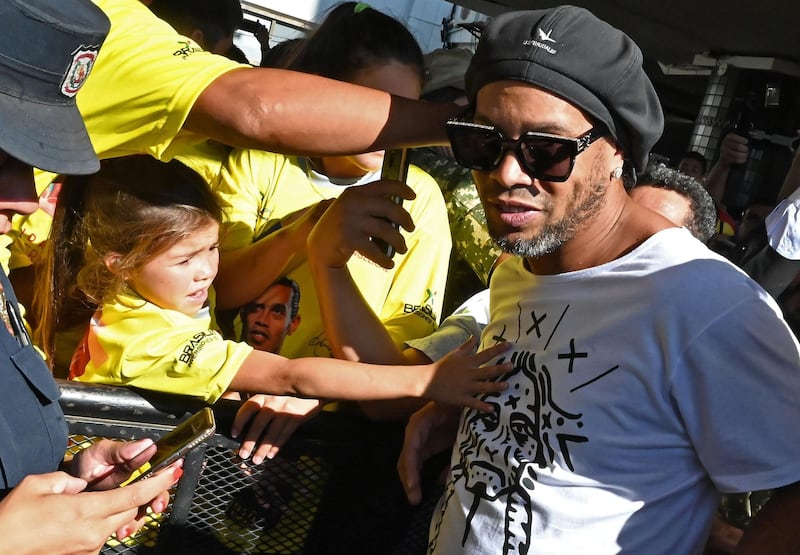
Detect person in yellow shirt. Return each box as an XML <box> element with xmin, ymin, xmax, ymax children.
<box><xmin>212</xmin><ymin>4</ymin><xmax>452</xmax><ymax>415</ymax></box>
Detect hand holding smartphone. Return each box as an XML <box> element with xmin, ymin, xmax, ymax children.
<box><xmin>372</xmin><ymin>148</ymin><xmax>409</xmax><ymax>259</ymax></box>
<box><xmin>121</xmin><ymin>407</ymin><xmax>216</xmax><ymax>486</ymax></box>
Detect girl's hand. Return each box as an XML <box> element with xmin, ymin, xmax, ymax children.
<box><xmin>421</xmin><ymin>336</ymin><xmax>512</xmax><ymax>411</ymax></box>
<box><xmin>232</xmin><ymin>394</ymin><xmax>323</xmax><ymax>463</ymax></box>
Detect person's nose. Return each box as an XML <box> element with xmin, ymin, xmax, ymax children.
<box><xmin>489</xmin><ymin>151</ymin><xmax>534</xmax><ymax>189</ymax></box>
<box><xmin>0</xmin><ymin>155</ymin><xmax>41</xmax><ymax>216</ymax></box>
<box><xmin>196</xmin><ymin>253</ymin><xmax>217</xmax><ymax>282</ymax></box>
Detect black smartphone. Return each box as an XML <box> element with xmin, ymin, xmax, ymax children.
<box><xmin>122</xmin><ymin>407</ymin><xmax>216</xmax><ymax>485</ymax></box>
<box><xmin>372</xmin><ymin>148</ymin><xmax>409</xmax><ymax>258</ymax></box>
<box><xmin>240</xmin><ymin>18</ymin><xmax>268</xmax><ymax>35</ymax></box>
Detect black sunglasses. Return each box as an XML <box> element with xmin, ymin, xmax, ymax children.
<box><xmin>446</xmin><ymin>120</ymin><xmax>606</xmax><ymax>182</ymax></box>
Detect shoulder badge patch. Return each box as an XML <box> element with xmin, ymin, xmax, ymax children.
<box><xmin>60</xmin><ymin>45</ymin><xmax>101</xmax><ymax>97</ymax></box>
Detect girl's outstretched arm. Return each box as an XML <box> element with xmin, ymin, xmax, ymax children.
<box><xmin>228</xmin><ymin>337</ymin><xmax>511</xmax><ymax>412</ymax></box>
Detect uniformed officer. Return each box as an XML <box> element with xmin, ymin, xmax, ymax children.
<box><xmin>0</xmin><ymin>1</ymin><xmax>182</xmax><ymax>552</ymax></box>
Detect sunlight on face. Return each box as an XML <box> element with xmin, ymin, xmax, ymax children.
<box><xmin>127</xmin><ymin>220</ymin><xmax>220</xmax><ymax>316</ymax></box>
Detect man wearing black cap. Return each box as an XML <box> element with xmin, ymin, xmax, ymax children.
<box><xmin>399</xmin><ymin>6</ymin><xmax>800</xmax><ymax>554</ymax></box>
<box><xmin>0</xmin><ymin>1</ymin><xmax>181</xmax><ymax>552</ymax></box>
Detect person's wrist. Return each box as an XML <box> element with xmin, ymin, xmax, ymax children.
<box><xmin>417</xmin><ymin>362</ymin><xmax>437</xmax><ymax>399</ymax></box>
<box><xmin>307</xmin><ymin>249</ymin><xmax>348</xmax><ymax>275</ymax></box>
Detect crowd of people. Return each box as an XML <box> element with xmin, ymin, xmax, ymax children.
<box><xmin>1</xmin><ymin>1</ymin><xmax>799</xmax><ymax>554</ymax></box>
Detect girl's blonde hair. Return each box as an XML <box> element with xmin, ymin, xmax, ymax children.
<box><xmin>35</xmin><ymin>155</ymin><xmax>226</xmax><ymax>364</ymax></box>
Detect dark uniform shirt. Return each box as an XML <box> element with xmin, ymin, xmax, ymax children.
<box><xmin>0</xmin><ymin>268</ymin><xmax>67</xmax><ymax>495</ymax></box>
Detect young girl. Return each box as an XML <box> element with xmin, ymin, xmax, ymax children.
<box><xmin>38</xmin><ymin>155</ymin><xmax>508</xmax><ymax>411</ymax></box>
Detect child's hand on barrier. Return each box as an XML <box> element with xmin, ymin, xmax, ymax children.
<box><xmin>232</xmin><ymin>394</ymin><xmax>323</xmax><ymax>463</ymax></box>
<box><xmin>421</xmin><ymin>336</ymin><xmax>511</xmax><ymax>411</ymax></box>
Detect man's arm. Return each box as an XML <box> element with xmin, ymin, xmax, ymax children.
<box><xmin>397</xmin><ymin>402</ymin><xmax>462</xmax><ymax>506</ymax></box>
<box><xmin>740</xmin><ymin>245</ymin><xmax>800</xmax><ymax>298</ymax></box>
<box><xmin>733</xmin><ymin>481</ymin><xmax>800</xmax><ymax>554</ymax></box>
<box><xmin>739</xmin><ymin>146</ymin><xmax>800</xmax><ymax>297</ymax></box>
<box><xmin>186</xmin><ymin>67</ymin><xmax>462</xmax><ymax>156</ymax></box>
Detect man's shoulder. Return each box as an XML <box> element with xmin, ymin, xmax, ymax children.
<box><xmin>634</xmin><ymin>229</ymin><xmax>780</xmax><ymax>315</ymax></box>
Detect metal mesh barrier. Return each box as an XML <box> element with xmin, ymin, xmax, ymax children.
<box><xmin>59</xmin><ymin>381</ymin><xmax>446</xmax><ymax>555</ymax></box>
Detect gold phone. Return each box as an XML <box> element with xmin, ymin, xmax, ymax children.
<box><xmin>122</xmin><ymin>407</ymin><xmax>216</xmax><ymax>486</ymax></box>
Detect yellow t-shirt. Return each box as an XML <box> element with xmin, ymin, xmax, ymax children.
<box><xmin>72</xmin><ymin>292</ymin><xmax>252</xmax><ymax>403</ymax></box>
<box><xmin>83</xmin><ymin>0</ymin><xmax>246</xmax><ymax>160</ymax></box>
<box><xmin>31</xmin><ymin>0</ymin><xmax>246</xmax><ymax>188</ymax></box>
<box><xmin>214</xmin><ymin>150</ymin><xmax>452</xmax><ymax>358</ymax></box>
<box><xmin>22</xmin><ymin>0</ymin><xmax>244</xmax><ymax>273</ymax></box>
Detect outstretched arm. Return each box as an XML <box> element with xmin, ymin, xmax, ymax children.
<box><xmin>187</xmin><ymin>68</ymin><xmax>462</xmax><ymax>156</ymax></box>
<box><xmin>229</xmin><ymin>338</ymin><xmax>510</xmax><ymax>412</ymax></box>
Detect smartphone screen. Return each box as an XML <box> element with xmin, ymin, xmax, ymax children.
<box><xmin>121</xmin><ymin>407</ymin><xmax>216</xmax><ymax>486</ymax></box>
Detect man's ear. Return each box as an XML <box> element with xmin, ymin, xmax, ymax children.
<box><xmin>608</xmin><ymin>140</ymin><xmax>626</xmax><ymax>171</ymax></box>
<box><xmin>103</xmin><ymin>253</ymin><xmax>122</xmax><ymax>275</ymax></box>
<box><xmin>287</xmin><ymin>315</ymin><xmax>301</xmax><ymax>335</ymax></box>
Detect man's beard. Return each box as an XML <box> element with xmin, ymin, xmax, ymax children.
<box><xmin>491</xmin><ymin>171</ymin><xmax>606</xmax><ymax>259</ymax></box>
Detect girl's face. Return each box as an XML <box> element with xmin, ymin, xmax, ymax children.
<box><xmin>319</xmin><ymin>61</ymin><xmax>422</xmax><ymax>179</ymax></box>
<box><xmin>126</xmin><ymin>220</ymin><xmax>220</xmax><ymax>316</ymax></box>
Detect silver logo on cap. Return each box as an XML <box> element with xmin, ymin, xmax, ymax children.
<box><xmin>523</xmin><ymin>28</ymin><xmax>558</xmax><ymax>54</ymax></box>
<box><xmin>537</xmin><ymin>28</ymin><xmax>556</xmax><ymax>43</ymax></box>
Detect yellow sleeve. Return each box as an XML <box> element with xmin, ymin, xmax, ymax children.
<box><xmin>173</xmin><ymin>140</ymin><xmax>230</xmax><ymax>187</ymax></box>
<box><xmin>75</xmin><ymin>298</ymin><xmax>252</xmax><ymax>403</ymax></box>
<box><xmin>83</xmin><ymin>0</ymin><xmax>247</xmax><ymax>160</ymax></box>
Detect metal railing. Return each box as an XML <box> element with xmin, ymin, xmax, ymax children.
<box><xmin>59</xmin><ymin>380</ymin><xmax>446</xmax><ymax>555</ymax></box>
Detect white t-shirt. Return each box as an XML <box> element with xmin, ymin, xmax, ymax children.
<box><xmin>765</xmin><ymin>187</ymin><xmax>800</xmax><ymax>259</ymax></box>
<box><xmin>429</xmin><ymin>228</ymin><xmax>800</xmax><ymax>555</ymax></box>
